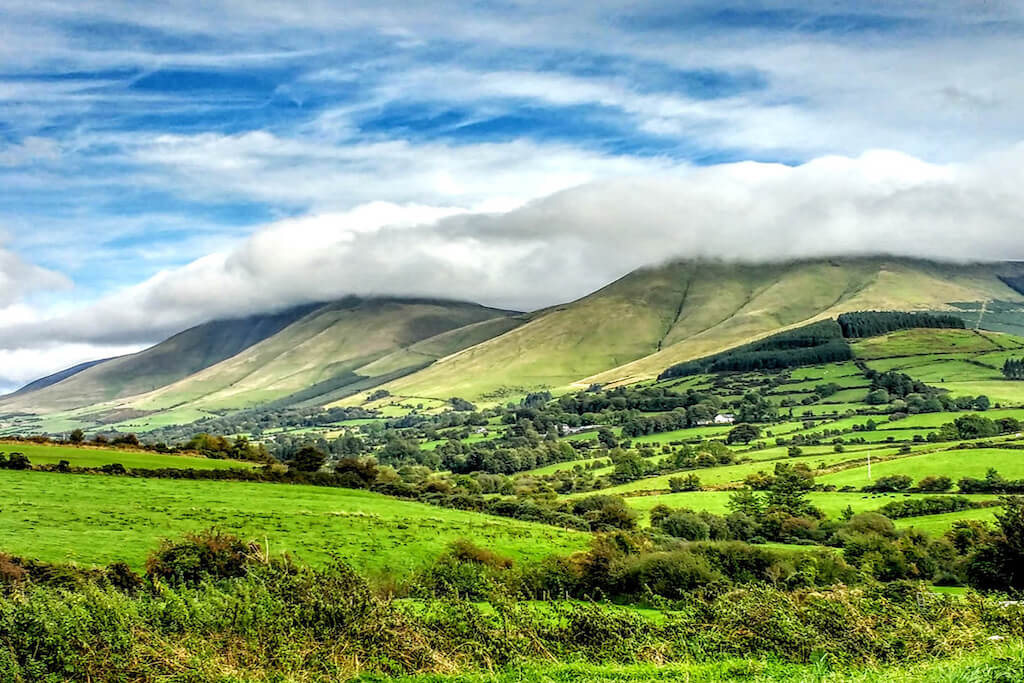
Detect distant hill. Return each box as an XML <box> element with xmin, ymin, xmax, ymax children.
<box><xmin>8</xmin><ymin>358</ymin><xmax>113</xmax><ymax>396</ymax></box>
<box><xmin>5</xmin><ymin>257</ymin><xmax>1024</xmax><ymax>432</ymax></box>
<box><xmin>0</xmin><ymin>304</ymin><xmax>323</xmax><ymax>414</ymax></box>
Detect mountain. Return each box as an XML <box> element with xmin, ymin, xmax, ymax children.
<box><xmin>8</xmin><ymin>358</ymin><xmax>113</xmax><ymax>397</ymax></box>
<box><xmin>5</xmin><ymin>257</ymin><xmax>1024</xmax><ymax>432</ymax></box>
<box><xmin>1</xmin><ymin>304</ymin><xmax>322</xmax><ymax>414</ymax></box>
<box><xmin>0</xmin><ymin>298</ymin><xmax>520</xmax><ymax>430</ymax></box>
<box><xmin>367</xmin><ymin>257</ymin><xmax>1024</xmax><ymax>403</ymax></box>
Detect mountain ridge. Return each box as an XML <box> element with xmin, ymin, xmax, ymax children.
<box><xmin>5</xmin><ymin>256</ymin><xmax>1024</xmax><ymax>433</ymax></box>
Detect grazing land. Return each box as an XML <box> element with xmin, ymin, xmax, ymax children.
<box><xmin>0</xmin><ymin>441</ymin><xmax>253</xmax><ymax>470</ymax></box>
<box><xmin>0</xmin><ymin>468</ymin><xmax>586</xmax><ymax>573</ymax></box>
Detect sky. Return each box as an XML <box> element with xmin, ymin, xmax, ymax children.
<box><xmin>1</xmin><ymin>1</ymin><xmax>1023</xmax><ymax>392</ymax></box>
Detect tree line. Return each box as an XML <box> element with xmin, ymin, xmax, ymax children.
<box><xmin>1003</xmin><ymin>358</ymin><xmax>1024</xmax><ymax>380</ymax></box>
<box><xmin>659</xmin><ymin>320</ymin><xmax>853</xmax><ymax>379</ymax></box>
<box><xmin>837</xmin><ymin>311</ymin><xmax>965</xmax><ymax>338</ymax></box>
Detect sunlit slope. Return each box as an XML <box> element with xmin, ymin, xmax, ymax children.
<box><xmin>121</xmin><ymin>299</ymin><xmax>512</xmax><ymax>414</ymax></box>
<box><xmin>0</xmin><ymin>305</ymin><xmax>319</xmax><ymax>413</ymax></box>
<box><xmin>376</xmin><ymin>263</ymin><xmax>700</xmax><ymax>402</ymax></box>
<box><xmin>376</xmin><ymin>258</ymin><xmax>1024</xmax><ymax>402</ymax></box>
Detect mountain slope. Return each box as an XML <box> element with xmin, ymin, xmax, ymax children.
<box><xmin>369</xmin><ymin>258</ymin><xmax>1024</xmax><ymax>403</ymax></box>
<box><xmin>97</xmin><ymin>298</ymin><xmax>517</xmax><ymax>424</ymax></box>
<box><xmin>0</xmin><ymin>304</ymin><xmax>322</xmax><ymax>414</ymax></box>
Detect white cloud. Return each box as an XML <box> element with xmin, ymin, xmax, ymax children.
<box><xmin>2</xmin><ymin>146</ymin><xmax>1022</xmax><ymax>362</ymax></box>
<box><xmin>128</xmin><ymin>130</ymin><xmax>674</xmax><ymax>210</ymax></box>
<box><xmin>0</xmin><ymin>247</ymin><xmax>71</xmax><ymax>307</ymax></box>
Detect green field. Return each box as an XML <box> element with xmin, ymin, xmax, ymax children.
<box><xmin>622</xmin><ymin>490</ymin><xmax>998</xmax><ymax>525</ymax></box>
<box><xmin>892</xmin><ymin>507</ymin><xmax>1001</xmax><ymax>534</ymax></box>
<box><xmin>0</xmin><ymin>470</ymin><xmax>586</xmax><ymax>574</ymax></box>
<box><xmin>817</xmin><ymin>448</ymin><xmax>1024</xmax><ymax>488</ymax></box>
<box><xmin>0</xmin><ymin>441</ymin><xmax>253</xmax><ymax>470</ymax></box>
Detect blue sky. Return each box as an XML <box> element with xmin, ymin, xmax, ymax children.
<box><xmin>1</xmin><ymin>1</ymin><xmax>1023</xmax><ymax>389</ymax></box>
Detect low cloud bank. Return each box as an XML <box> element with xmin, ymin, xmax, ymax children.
<box><xmin>2</xmin><ymin>147</ymin><xmax>1023</xmax><ymax>361</ymax></box>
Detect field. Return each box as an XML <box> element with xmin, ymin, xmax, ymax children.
<box><xmin>0</xmin><ymin>469</ymin><xmax>586</xmax><ymax>574</ymax></box>
<box><xmin>816</xmin><ymin>447</ymin><xmax>1024</xmax><ymax>488</ymax></box>
<box><xmin>622</xmin><ymin>490</ymin><xmax>998</xmax><ymax>524</ymax></box>
<box><xmin>0</xmin><ymin>441</ymin><xmax>253</xmax><ymax>470</ymax></box>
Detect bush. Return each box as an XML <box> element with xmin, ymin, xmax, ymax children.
<box><xmin>917</xmin><ymin>475</ymin><xmax>953</xmax><ymax>492</ymax></box>
<box><xmin>865</xmin><ymin>474</ymin><xmax>914</xmax><ymax>493</ymax></box>
<box><xmin>145</xmin><ymin>529</ymin><xmax>259</xmax><ymax>586</ymax></box>
<box><xmin>658</xmin><ymin>511</ymin><xmax>711</xmax><ymax>541</ymax></box>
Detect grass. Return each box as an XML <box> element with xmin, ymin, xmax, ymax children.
<box><xmin>623</xmin><ymin>491</ymin><xmax>998</xmax><ymax>525</ymax></box>
<box><xmin>371</xmin><ymin>640</ymin><xmax>1024</xmax><ymax>682</ymax></box>
<box><xmin>894</xmin><ymin>507</ymin><xmax>1000</xmax><ymax>534</ymax></box>
<box><xmin>578</xmin><ymin>451</ymin><xmax>878</xmax><ymax>496</ymax></box>
<box><xmin>853</xmin><ymin>329</ymin><xmax>1003</xmax><ymax>359</ymax></box>
<box><xmin>0</xmin><ymin>469</ymin><xmax>587</xmax><ymax>574</ymax></box>
<box><xmin>816</xmin><ymin>448</ymin><xmax>1024</xmax><ymax>489</ymax></box>
<box><xmin>0</xmin><ymin>441</ymin><xmax>253</xmax><ymax>470</ymax></box>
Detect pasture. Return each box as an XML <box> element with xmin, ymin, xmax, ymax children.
<box><xmin>0</xmin><ymin>441</ymin><xmax>253</xmax><ymax>470</ymax></box>
<box><xmin>0</xmin><ymin>469</ymin><xmax>586</xmax><ymax>574</ymax></box>
<box><xmin>816</xmin><ymin>448</ymin><xmax>1024</xmax><ymax>489</ymax></box>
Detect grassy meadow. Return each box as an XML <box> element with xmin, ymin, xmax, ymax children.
<box><xmin>0</xmin><ymin>469</ymin><xmax>586</xmax><ymax>574</ymax></box>
<box><xmin>0</xmin><ymin>441</ymin><xmax>253</xmax><ymax>470</ymax></box>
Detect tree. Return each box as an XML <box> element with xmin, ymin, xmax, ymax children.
<box><xmin>866</xmin><ymin>389</ymin><xmax>890</xmax><ymax>405</ymax></box>
<box><xmin>668</xmin><ymin>473</ymin><xmax>701</xmax><ymax>492</ymax></box>
<box><xmin>68</xmin><ymin>429</ymin><xmax>85</xmax><ymax>446</ymax></box>
<box><xmin>966</xmin><ymin>496</ymin><xmax>1024</xmax><ymax>591</ymax></box>
<box><xmin>1003</xmin><ymin>358</ymin><xmax>1024</xmax><ymax>380</ymax></box>
<box><xmin>334</xmin><ymin>457</ymin><xmax>379</xmax><ymax>488</ymax></box>
<box><xmin>727</xmin><ymin>423</ymin><xmax>761</xmax><ymax>445</ymax></box>
<box><xmin>917</xmin><ymin>475</ymin><xmax>953</xmax><ymax>492</ymax></box>
<box><xmin>290</xmin><ymin>446</ymin><xmax>326</xmax><ymax>472</ymax></box>
<box><xmin>597</xmin><ymin>428</ymin><xmax>618</xmax><ymax>449</ymax></box>
<box><xmin>659</xmin><ymin>511</ymin><xmax>710</xmax><ymax>541</ymax></box>
<box><xmin>727</xmin><ymin>488</ymin><xmax>763</xmax><ymax>517</ymax></box>
<box><xmin>953</xmin><ymin>414</ymin><xmax>999</xmax><ymax>440</ymax></box>
<box><xmin>764</xmin><ymin>463</ymin><xmax>815</xmax><ymax>516</ymax></box>
<box><xmin>610</xmin><ymin>449</ymin><xmax>647</xmax><ymax>484</ymax></box>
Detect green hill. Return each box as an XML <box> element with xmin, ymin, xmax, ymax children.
<box><xmin>368</xmin><ymin>258</ymin><xmax>1024</xmax><ymax>404</ymax></box>
<box><xmin>7</xmin><ymin>257</ymin><xmax>1024</xmax><ymax>431</ymax></box>
<box><xmin>0</xmin><ymin>304</ymin><xmax>321</xmax><ymax>414</ymax></box>
<box><xmin>52</xmin><ymin>298</ymin><xmax>517</xmax><ymax>429</ymax></box>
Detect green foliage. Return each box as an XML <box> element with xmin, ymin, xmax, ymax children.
<box><xmin>837</xmin><ymin>311</ymin><xmax>966</xmax><ymax>338</ymax></box>
<box><xmin>1003</xmin><ymin>358</ymin><xmax>1024</xmax><ymax>380</ymax></box>
<box><xmin>659</xmin><ymin>320</ymin><xmax>852</xmax><ymax>379</ymax></box>
<box><xmin>144</xmin><ymin>529</ymin><xmax>259</xmax><ymax>587</ymax></box>
<box><xmin>289</xmin><ymin>445</ymin><xmax>327</xmax><ymax>472</ymax></box>
<box><xmin>727</xmin><ymin>423</ymin><xmax>761</xmax><ymax>444</ymax></box>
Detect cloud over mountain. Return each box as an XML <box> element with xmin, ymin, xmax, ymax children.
<box><xmin>2</xmin><ymin>146</ymin><xmax>1022</xmax><ymax>365</ymax></box>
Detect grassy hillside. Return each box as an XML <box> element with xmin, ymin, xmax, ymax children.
<box><xmin>368</xmin><ymin>258</ymin><xmax>1024</xmax><ymax>405</ymax></box>
<box><xmin>123</xmin><ymin>299</ymin><xmax>503</xmax><ymax>411</ymax></box>
<box><xmin>0</xmin><ymin>304</ymin><xmax>320</xmax><ymax>414</ymax></box>
<box><xmin>0</xmin><ymin>469</ymin><xmax>586</xmax><ymax>574</ymax></box>
<box><xmin>5</xmin><ymin>299</ymin><xmax>517</xmax><ymax>432</ymax></box>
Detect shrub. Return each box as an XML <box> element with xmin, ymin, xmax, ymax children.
<box><xmin>917</xmin><ymin>475</ymin><xmax>953</xmax><ymax>492</ymax></box>
<box><xmin>659</xmin><ymin>511</ymin><xmax>711</xmax><ymax>541</ymax></box>
<box><xmin>145</xmin><ymin>529</ymin><xmax>259</xmax><ymax>586</ymax></box>
<box><xmin>865</xmin><ymin>474</ymin><xmax>914</xmax><ymax>493</ymax></box>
